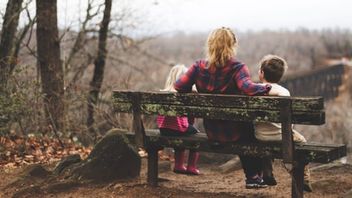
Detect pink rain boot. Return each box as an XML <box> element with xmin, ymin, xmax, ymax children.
<box><xmin>186</xmin><ymin>151</ymin><xmax>200</xmax><ymax>175</ymax></box>
<box><xmin>173</xmin><ymin>149</ymin><xmax>187</xmax><ymax>174</ymax></box>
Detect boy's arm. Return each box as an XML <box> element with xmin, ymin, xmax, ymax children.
<box><xmin>268</xmin><ymin>85</ymin><xmax>280</xmax><ymax>96</ymax></box>
<box><xmin>268</xmin><ymin>84</ymin><xmax>290</xmax><ymax>96</ymax></box>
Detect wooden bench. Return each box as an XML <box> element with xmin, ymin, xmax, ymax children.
<box><xmin>112</xmin><ymin>90</ymin><xmax>347</xmax><ymax>198</ymax></box>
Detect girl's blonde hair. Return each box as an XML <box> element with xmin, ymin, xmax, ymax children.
<box><xmin>206</xmin><ymin>27</ymin><xmax>238</xmax><ymax>69</ymax></box>
<box><xmin>161</xmin><ymin>64</ymin><xmax>188</xmax><ymax>92</ymax></box>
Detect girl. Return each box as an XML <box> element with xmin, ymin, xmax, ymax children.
<box><xmin>157</xmin><ymin>64</ymin><xmax>200</xmax><ymax>175</ymax></box>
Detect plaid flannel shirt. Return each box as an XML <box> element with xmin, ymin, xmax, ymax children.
<box><xmin>174</xmin><ymin>58</ymin><xmax>271</xmax><ymax>142</ymax></box>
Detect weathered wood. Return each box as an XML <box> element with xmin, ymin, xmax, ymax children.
<box><xmin>280</xmin><ymin>99</ymin><xmax>294</xmax><ymax>164</ymax></box>
<box><xmin>292</xmin><ymin>159</ymin><xmax>305</xmax><ymax>198</ymax></box>
<box><xmin>116</xmin><ymin>130</ymin><xmax>347</xmax><ymax>164</ymax></box>
<box><xmin>113</xmin><ymin>102</ymin><xmax>325</xmax><ymax>125</ymax></box>
<box><xmin>282</xmin><ymin>64</ymin><xmax>345</xmax><ymax>101</ymax></box>
<box><xmin>113</xmin><ymin>91</ymin><xmax>324</xmax><ymax>111</ymax></box>
<box><xmin>131</xmin><ymin>92</ymin><xmax>146</xmax><ymax>148</ymax></box>
<box><xmin>147</xmin><ymin>147</ymin><xmax>159</xmax><ymax>187</ymax></box>
<box><xmin>279</xmin><ymin>98</ymin><xmax>299</xmax><ymax>198</ymax></box>
<box><xmin>111</xmin><ymin>90</ymin><xmax>347</xmax><ymax>198</ymax></box>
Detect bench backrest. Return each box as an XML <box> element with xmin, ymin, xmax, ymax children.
<box><xmin>112</xmin><ymin>91</ymin><xmax>325</xmax><ymax>125</ymax></box>
<box><xmin>112</xmin><ymin>90</ymin><xmax>325</xmax><ymax>166</ymax></box>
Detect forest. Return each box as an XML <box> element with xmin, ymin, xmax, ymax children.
<box><xmin>1</xmin><ymin>0</ymin><xmax>352</xmax><ymax>197</ymax></box>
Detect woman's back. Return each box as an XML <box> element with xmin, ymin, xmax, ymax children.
<box><xmin>175</xmin><ymin>58</ymin><xmax>269</xmax><ymax>142</ymax></box>
<box><xmin>174</xmin><ymin>28</ymin><xmax>270</xmax><ymax>142</ymax></box>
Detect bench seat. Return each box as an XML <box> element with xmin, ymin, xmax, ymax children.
<box><xmin>118</xmin><ymin>129</ymin><xmax>347</xmax><ymax>164</ymax></box>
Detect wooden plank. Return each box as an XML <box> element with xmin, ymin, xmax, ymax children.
<box><xmin>147</xmin><ymin>147</ymin><xmax>159</xmax><ymax>187</ymax></box>
<box><xmin>131</xmin><ymin>92</ymin><xmax>146</xmax><ymax>148</ymax></box>
<box><xmin>292</xmin><ymin>160</ymin><xmax>305</xmax><ymax>198</ymax></box>
<box><xmin>280</xmin><ymin>99</ymin><xmax>294</xmax><ymax>164</ymax></box>
<box><xmin>296</xmin><ymin>145</ymin><xmax>347</xmax><ymax>163</ymax></box>
<box><xmin>112</xmin><ymin>101</ymin><xmax>132</xmax><ymax>112</ymax></box>
<box><xmin>118</xmin><ymin>130</ymin><xmax>346</xmax><ymax>163</ymax></box>
<box><xmin>112</xmin><ymin>103</ymin><xmax>325</xmax><ymax>125</ymax></box>
<box><xmin>112</xmin><ymin>91</ymin><xmax>324</xmax><ymax>111</ymax></box>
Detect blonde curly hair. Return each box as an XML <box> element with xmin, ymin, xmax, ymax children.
<box><xmin>161</xmin><ymin>64</ymin><xmax>188</xmax><ymax>92</ymax></box>
<box><xmin>206</xmin><ymin>27</ymin><xmax>238</xmax><ymax>68</ymax></box>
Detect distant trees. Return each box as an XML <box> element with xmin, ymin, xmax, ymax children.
<box><xmin>36</xmin><ymin>0</ymin><xmax>64</xmax><ymax>133</ymax></box>
<box><xmin>144</xmin><ymin>29</ymin><xmax>352</xmax><ymax>77</ymax></box>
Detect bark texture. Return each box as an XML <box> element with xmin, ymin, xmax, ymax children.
<box><xmin>36</xmin><ymin>0</ymin><xmax>64</xmax><ymax>132</ymax></box>
<box><xmin>0</xmin><ymin>0</ymin><xmax>23</xmax><ymax>86</ymax></box>
<box><xmin>87</xmin><ymin>0</ymin><xmax>112</xmax><ymax>140</ymax></box>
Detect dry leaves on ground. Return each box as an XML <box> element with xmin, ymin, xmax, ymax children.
<box><xmin>0</xmin><ymin>134</ymin><xmax>92</xmax><ymax>169</ymax></box>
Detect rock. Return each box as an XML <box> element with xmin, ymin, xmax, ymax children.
<box><xmin>68</xmin><ymin>129</ymin><xmax>141</xmax><ymax>182</ymax></box>
<box><xmin>159</xmin><ymin>160</ymin><xmax>172</xmax><ymax>173</ymax></box>
<box><xmin>45</xmin><ymin>180</ymin><xmax>80</xmax><ymax>193</ymax></box>
<box><xmin>198</xmin><ymin>152</ymin><xmax>233</xmax><ymax>165</ymax></box>
<box><xmin>312</xmin><ymin>179</ymin><xmax>335</xmax><ymax>189</ymax></box>
<box><xmin>54</xmin><ymin>154</ymin><xmax>82</xmax><ymax>175</ymax></box>
<box><xmin>310</xmin><ymin>161</ymin><xmax>345</xmax><ymax>172</ymax></box>
<box><xmin>12</xmin><ymin>185</ymin><xmax>41</xmax><ymax>198</ymax></box>
<box><xmin>343</xmin><ymin>188</ymin><xmax>352</xmax><ymax>198</ymax></box>
<box><xmin>216</xmin><ymin>156</ymin><xmax>242</xmax><ymax>173</ymax></box>
<box><xmin>22</xmin><ymin>164</ymin><xmax>50</xmax><ymax>178</ymax></box>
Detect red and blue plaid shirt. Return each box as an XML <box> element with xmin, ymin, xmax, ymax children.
<box><xmin>174</xmin><ymin>58</ymin><xmax>271</xmax><ymax>142</ymax></box>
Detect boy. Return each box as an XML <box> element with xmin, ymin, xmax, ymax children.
<box><xmin>255</xmin><ymin>55</ymin><xmax>313</xmax><ymax>192</ymax></box>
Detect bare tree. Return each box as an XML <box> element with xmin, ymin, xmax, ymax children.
<box><xmin>36</xmin><ymin>0</ymin><xmax>64</xmax><ymax>134</ymax></box>
<box><xmin>0</xmin><ymin>0</ymin><xmax>23</xmax><ymax>87</ymax></box>
<box><xmin>64</xmin><ymin>0</ymin><xmax>103</xmax><ymax>72</ymax></box>
<box><xmin>87</xmin><ymin>0</ymin><xmax>112</xmax><ymax>140</ymax></box>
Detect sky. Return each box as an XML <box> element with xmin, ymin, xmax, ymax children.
<box><xmin>138</xmin><ymin>0</ymin><xmax>352</xmax><ymax>33</ymax></box>
<box><xmin>1</xmin><ymin>0</ymin><xmax>352</xmax><ymax>35</ymax></box>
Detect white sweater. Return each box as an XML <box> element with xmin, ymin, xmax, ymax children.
<box><xmin>254</xmin><ymin>83</ymin><xmax>306</xmax><ymax>142</ymax></box>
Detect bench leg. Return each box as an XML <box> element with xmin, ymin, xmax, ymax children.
<box><xmin>292</xmin><ymin>160</ymin><xmax>305</xmax><ymax>198</ymax></box>
<box><xmin>147</xmin><ymin>147</ymin><xmax>158</xmax><ymax>187</ymax></box>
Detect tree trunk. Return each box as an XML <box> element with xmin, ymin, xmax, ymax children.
<box><xmin>36</xmin><ymin>0</ymin><xmax>64</xmax><ymax>133</ymax></box>
<box><xmin>87</xmin><ymin>0</ymin><xmax>112</xmax><ymax>140</ymax></box>
<box><xmin>0</xmin><ymin>0</ymin><xmax>23</xmax><ymax>87</ymax></box>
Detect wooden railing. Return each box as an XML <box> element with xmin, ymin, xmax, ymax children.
<box><xmin>282</xmin><ymin>64</ymin><xmax>345</xmax><ymax>101</ymax></box>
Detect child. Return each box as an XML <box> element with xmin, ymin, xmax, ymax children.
<box><xmin>157</xmin><ymin>64</ymin><xmax>200</xmax><ymax>175</ymax></box>
<box><xmin>255</xmin><ymin>54</ymin><xmax>313</xmax><ymax>192</ymax></box>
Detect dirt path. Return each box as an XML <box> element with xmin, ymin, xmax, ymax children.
<box><xmin>1</xmin><ymin>159</ymin><xmax>351</xmax><ymax>198</ymax></box>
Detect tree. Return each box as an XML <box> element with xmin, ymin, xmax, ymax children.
<box><xmin>87</xmin><ymin>0</ymin><xmax>112</xmax><ymax>140</ymax></box>
<box><xmin>0</xmin><ymin>0</ymin><xmax>23</xmax><ymax>87</ymax></box>
<box><xmin>36</xmin><ymin>0</ymin><xmax>64</xmax><ymax>133</ymax></box>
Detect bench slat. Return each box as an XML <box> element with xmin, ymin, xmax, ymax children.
<box><xmin>113</xmin><ymin>91</ymin><xmax>324</xmax><ymax>111</ymax></box>
<box><xmin>117</xmin><ymin>129</ymin><xmax>346</xmax><ymax>163</ymax></box>
<box><xmin>113</xmin><ymin>102</ymin><xmax>325</xmax><ymax>125</ymax></box>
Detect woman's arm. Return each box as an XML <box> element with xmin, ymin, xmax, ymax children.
<box><xmin>174</xmin><ymin>64</ymin><xmax>198</xmax><ymax>93</ymax></box>
<box><xmin>234</xmin><ymin>64</ymin><xmax>271</xmax><ymax>96</ymax></box>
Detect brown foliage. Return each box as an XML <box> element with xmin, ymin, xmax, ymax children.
<box><xmin>0</xmin><ymin>133</ymin><xmax>91</xmax><ymax>168</ymax></box>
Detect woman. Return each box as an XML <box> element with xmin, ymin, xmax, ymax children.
<box><xmin>174</xmin><ymin>27</ymin><xmax>271</xmax><ymax>189</ymax></box>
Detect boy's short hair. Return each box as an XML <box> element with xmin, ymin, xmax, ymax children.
<box><xmin>259</xmin><ymin>55</ymin><xmax>288</xmax><ymax>83</ymax></box>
